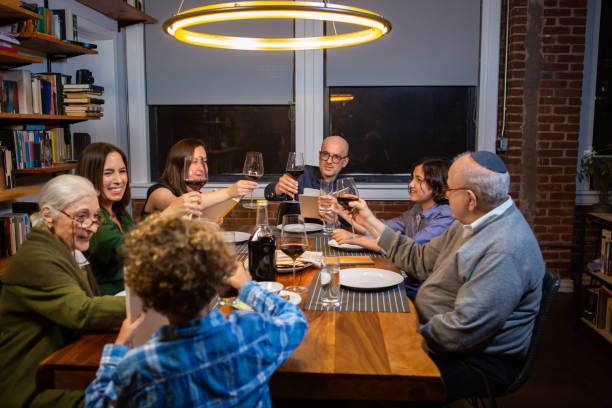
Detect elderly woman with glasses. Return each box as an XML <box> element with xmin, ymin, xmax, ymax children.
<box><xmin>0</xmin><ymin>175</ymin><xmax>125</xmax><ymax>408</ymax></box>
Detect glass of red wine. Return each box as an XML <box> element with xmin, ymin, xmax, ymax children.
<box><xmin>242</xmin><ymin>151</ymin><xmax>264</xmax><ymax>209</ymax></box>
<box><xmin>280</xmin><ymin>214</ymin><xmax>308</xmax><ymax>293</ymax></box>
<box><xmin>285</xmin><ymin>152</ymin><xmax>304</xmax><ymax>203</ymax></box>
<box><xmin>183</xmin><ymin>156</ymin><xmax>208</xmax><ymax>219</ymax></box>
<box><xmin>336</xmin><ymin>177</ymin><xmax>360</xmax><ymax>239</ymax></box>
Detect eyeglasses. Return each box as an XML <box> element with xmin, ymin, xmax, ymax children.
<box><xmin>319</xmin><ymin>151</ymin><xmax>348</xmax><ymax>164</ymax></box>
<box><xmin>59</xmin><ymin>209</ymin><xmax>103</xmax><ymax>228</ymax></box>
<box><xmin>442</xmin><ymin>185</ymin><xmax>472</xmax><ymax>198</ymax></box>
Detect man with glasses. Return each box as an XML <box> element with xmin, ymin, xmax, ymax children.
<box><xmin>264</xmin><ymin>136</ymin><xmax>351</xmax><ymax>227</ymax></box>
<box><xmin>348</xmin><ymin>151</ymin><xmax>545</xmax><ymax>403</ymax></box>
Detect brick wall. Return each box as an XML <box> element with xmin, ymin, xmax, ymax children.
<box><xmin>497</xmin><ymin>0</ymin><xmax>587</xmax><ymax>277</ymax></box>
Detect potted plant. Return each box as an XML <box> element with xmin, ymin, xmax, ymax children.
<box><xmin>578</xmin><ymin>150</ymin><xmax>612</xmax><ymax>212</ymax></box>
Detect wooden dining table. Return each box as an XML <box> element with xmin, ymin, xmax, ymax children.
<box><xmin>37</xmin><ymin>241</ymin><xmax>445</xmax><ymax>403</ymax></box>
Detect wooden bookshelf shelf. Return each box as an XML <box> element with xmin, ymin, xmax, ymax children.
<box><xmin>581</xmin><ymin>317</ymin><xmax>612</xmax><ymax>344</ymax></box>
<box><xmin>0</xmin><ymin>113</ymin><xmax>99</xmax><ymax>125</ymax></box>
<box><xmin>0</xmin><ymin>255</ymin><xmax>11</xmax><ymax>279</ymax></box>
<box><xmin>75</xmin><ymin>0</ymin><xmax>157</xmax><ymax>26</ymax></box>
<box><xmin>13</xmin><ymin>32</ymin><xmax>98</xmax><ymax>60</ymax></box>
<box><xmin>585</xmin><ymin>269</ymin><xmax>612</xmax><ymax>286</ymax></box>
<box><xmin>0</xmin><ymin>2</ymin><xmax>41</xmax><ymax>25</ymax></box>
<box><xmin>15</xmin><ymin>163</ymin><xmax>76</xmax><ymax>175</ymax></box>
<box><xmin>0</xmin><ymin>185</ymin><xmax>42</xmax><ymax>201</ymax></box>
<box><xmin>0</xmin><ymin>49</ymin><xmax>43</xmax><ymax>68</ymax></box>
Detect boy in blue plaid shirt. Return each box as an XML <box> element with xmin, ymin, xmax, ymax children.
<box><xmin>85</xmin><ymin>214</ymin><xmax>308</xmax><ymax>407</ymax></box>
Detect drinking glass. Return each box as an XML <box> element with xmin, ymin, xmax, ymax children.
<box><xmin>336</xmin><ymin>177</ymin><xmax>359</xmax><ymax>239</ymax></box>
<box><xmin>320</xmin><ymin>255</ymin><xmax>341</xmax><ymax>307</ymax></box>
<box><xmin>242</xmin><ymin>151</ymin><xmax>264</xmax><ymax>209</ymax></box>
<box><xmin>183</xmin><ymin>156</ymin><xmax>208</xmax><ymax>219</ymax></box>
<box><xmin>285</xmin><ymin>152</ymin><xmax>304</xmax><ymax>203</ymax></box>
<box><xmin>280</xmin><ymin>214</ymin><xmax>308</xmax><ymax>293</ymax></box>
<box><xmin>319</xmin><ymin>180</ymin><xmax>335</xmax><ymax>235</ymax></box>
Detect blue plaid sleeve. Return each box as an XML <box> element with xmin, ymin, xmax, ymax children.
<box><xmin>238</xmin><ymin>281</ymin><xmax>308</xmax><ymax>363</ymax></box>
<box><xmin>85</xmin><ymin>343</ymin><xmax>129</xmax><ymax>408</ymax></box>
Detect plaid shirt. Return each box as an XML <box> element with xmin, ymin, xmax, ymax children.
<box><xmin>85</xmin><ymin>281</ymin><xmax>308</xmax><ymax>407</ymax></box>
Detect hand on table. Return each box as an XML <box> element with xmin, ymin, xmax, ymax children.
<box><xmin>333</xmin><ymin>228</ymin><xmax>360</xmax><ymax>244</ymax></box>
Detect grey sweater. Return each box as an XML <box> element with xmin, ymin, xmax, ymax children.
<box><xmin>379</xmin><ymin>203</ymin><xmax>545</xmax><ymax>358</ymax></box>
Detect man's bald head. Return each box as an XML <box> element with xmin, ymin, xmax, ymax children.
<box><xmin>321</xmin><ymin>136</ymin><xmax>349</xmax><ymax>157</ymax></box>
<box><xmin>319</xmin><ymin>136</ymin><xmax>349</xmax><ymax>181</ymax></box>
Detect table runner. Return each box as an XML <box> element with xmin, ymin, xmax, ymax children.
<box><xmin>302</xmin><ymin>271</ymin><xmax>410</xmax><ymax>312</ymax></box>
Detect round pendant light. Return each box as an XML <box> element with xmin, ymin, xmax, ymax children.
<box><xmin>163</xmin><ymin>1</ymin><xmax>392</xmax><ymax>51</ymax></box>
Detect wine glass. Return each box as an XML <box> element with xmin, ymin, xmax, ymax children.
<box><xmin>280</xmin><ymin>214</ymin><xmax>308</xmax><ymax>293</ymax></box>
<box><xmin>285</xmin><ymin>152</ymin><xmax>304</xmax><ymax>203</ymax></box>
<box><xmin>336</xmin><ymin>177</ymin><xmax>359</xmax><ymax>239</ymax></box>
<box><xmin>183</xmin><ymin>156</ymin><xmax>208</xmax><ymax>219</ymax></box>
<box><xmin>242</xmin><ymin>151</ymin><xmax>264</xmax><ymax>209</ymax></box>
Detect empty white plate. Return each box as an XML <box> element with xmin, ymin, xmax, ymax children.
<box><xmin>340</xmin><ymin>268</ymin><xmax>404</xmax><ymax>290</ymax></box>
<box><xmin>278</xmin><ymin>290</ymin><xmax>302</xmax><ymax>305</ymax></box>
<box><xmin>328</xmin><ymin>238</ymin><xmax>363</xmax><ymax>251</ymax></box>
<box><xmin>221</xmin><ymin>231</ymin><xmax>251</xmax><ymax>243</ymax></box>
<box><xmin>276</xmin><ymin>223</ymin><xmax>323</xmax><ymax>233</ymax></box>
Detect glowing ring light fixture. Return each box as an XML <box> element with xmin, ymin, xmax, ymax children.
<box><xmin>330</xmin><ymin>93</ymin><xmax>354</xmax><ymax>102</ymax></box>
<box><xmin>163</xmin><ymin>1</ymin><xmax>392</xmax><ymax>51</ymax></box>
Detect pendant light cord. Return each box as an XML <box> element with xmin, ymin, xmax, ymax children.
<box><xmin>177</xmin><ymin>0</ymin><xmax>185</xmax><ymax>14</ymax></box>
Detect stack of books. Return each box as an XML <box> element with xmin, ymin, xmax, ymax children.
<box><xmin>11</xmin><ymin>4</ymin><xmax>78</xmax><ymax>42</ymax></box>
<box><xmin>63</xmin><ymin>84</ymin><xmax>104</xmax><ymax>118</ymax></box>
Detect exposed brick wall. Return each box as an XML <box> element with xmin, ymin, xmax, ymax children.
<box><xmin>497</xmin><ymin>0</ymin><xmax>587</xmax><ymax>277</ymax></box>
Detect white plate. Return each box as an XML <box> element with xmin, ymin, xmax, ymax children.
<box><xmin>328</xmin><ymin>238</ymin><xmax>363</xmax><ymax>251</ymax></box>
<box><xmin>340</xmin><ymin>268</ymin><xmax>404</xmax><ymax>290</ymax></box>
<box><xmin>276</xmin><ymin>223</ymin><xmax>323</xmax><ymax>233</ymax></box>
<box><xmin>114</xmin><ymin>290</ymin><xmax>126</xmax><ymax>296</ymax></box>
<box><xmin>278</xmin><ymin>290</ymin><xmax>302</xmax><ymax>305</ymax></box>
<box><xmin>221</xmin><ymin>231</ymin><xmax>251</xmax><ymax>243</ymax></box>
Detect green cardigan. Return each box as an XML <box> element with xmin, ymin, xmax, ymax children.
<box><xmin>86</xmin><ymin>209</ymin><xmax>134</xmax><ymax>295</ymax></box>
<box><xmin>0</xmin><ymin>227</ymin><xmax>125</xmax><ymax>408</ymax></box>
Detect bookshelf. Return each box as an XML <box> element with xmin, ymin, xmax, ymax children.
<box><xmin>0</xmin><ymin>185</ymin><xmax>42</xmax><ymax>201</ymax></box>
<box><xmin>0</xmin><ymin>113</ymin><xmax>99</xmax><ymax>125</ymax></box>
<box><xmin>14</xmin><ymin>32</ymin><xmax>98</xmax><ymax>60</ymax></box>
<box><xmin>15</xmin><ymin>163</ymin><xmax>76</xmax><ymax>174</ymax></box>
<box><xmin>579</xmin><ymin>213</ymin><xmax>612</xmax><ymax>345</ymax></box>
<box><xmin>0</xmin><ymin>1</ymin><xmax>41</xmax><ymax>25</ymax></box>
<box><xmin>0</xmin><ymin>49</ymin><xmax>43</xmax><ymax>68</ymax></box>
<box><xmin>74</xmin><ymin>0</ymin><xmax>157</xmax><ymax>27</ymax></box>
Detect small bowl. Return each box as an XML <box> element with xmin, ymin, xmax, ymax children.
<box><xmin>258</xmin><ymin>281</ymin><xmax>284</xmax><ymax>294</ymax></box>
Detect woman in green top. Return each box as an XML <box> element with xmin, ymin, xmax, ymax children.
<box><xmin>0</xmin><ymin>175</ymin><xmax>125</xmax><ymax>408</ymax></box>
<box><xmin>77</xmin><ymin>143</ymin><xmax>202</xmax><ymax>295</ymax></box>
<box><xmin>77</xmin><ymin>143</ymin><xmax>134</xmax><ymax>295</ymax></box>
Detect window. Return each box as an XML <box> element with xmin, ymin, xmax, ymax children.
<box><xmin>328</xmin><ymin>86</ymin><xmax>476</xmax><ymax>179</ymax></box>
<box><xmin>592</xmin><ymin>0</ymin><xmax>612</xmax><ymax>153</ymax></box>
<box><xmin>149</xmin><ymin>105</ymin><xmax>292</xmax><ymax>182</ymax></box>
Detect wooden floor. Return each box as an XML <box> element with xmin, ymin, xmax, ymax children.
<box><xmin>273</xmin><ymin>293</ymin><xmax>612</xmax><ymax>407</ymax></box>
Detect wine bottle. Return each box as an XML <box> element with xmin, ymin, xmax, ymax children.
<box><xmin>248</xmin><ymin>200</ymin><xmax>277</xmax><ymax>282</ymax></box>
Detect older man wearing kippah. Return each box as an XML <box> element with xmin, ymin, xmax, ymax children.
<box><xmin>349</xmin><ymin>151</ymin><xmax>545</xmax><ymax>402</ymax></box>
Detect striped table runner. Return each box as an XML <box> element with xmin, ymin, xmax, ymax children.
<box><xmin>303</xmin><ymin>271</ymin><xmax>410</xmax><ymax>313</ymax></box>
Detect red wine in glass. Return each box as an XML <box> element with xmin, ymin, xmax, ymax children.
<box><xmin>245</xmin><ymin>171</ymin><xmax>261</xmax><ymax>182</ymax></box>
<box><xmin>280</xmin><ymin>243</ymin><xmax>307</xmax><ymax>259</ymax></box>
<box><xmin>337</xmin><ymin>194</ymin><xmax>359</xmax><ymax>212</ymax></box>
<box><xmin>287</xmin><ymin>169</ymin><xmax>304</xmax><ymax>180</ymax></box>
<box><xmin>184</xmin><ymin>179</ymin><xmax>207</xmax><ymax>191</ymax></box>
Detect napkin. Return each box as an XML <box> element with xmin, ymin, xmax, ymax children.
<box><xmin>276</xmin><ymin>250</ymin><xmax>324</xmax><ymax>268</ymax></box>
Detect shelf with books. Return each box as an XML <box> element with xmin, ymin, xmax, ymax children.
<box><xmin>0</xmin><ymin>185</ymin><xmax>42</xmax><ymax>201</ymax></box>
<box><xmin>580</xmin><ymin>317</ymin><xmax>612</xmax><ymax>344</ymax></box>
<box><xmin>15</xmin><ymin>163</ymin><xmax>76</xmax><ymax>175</ymax></box>
<box><xmin>586</xmin><ymin>268</ymin><xmax>612</xmax><ymax>287</ymax></box>
<box><xmin>74</xmin><ymin>0</ymin><xmax>157</xmax><ymax>26</ymax></box>
<box><xmin>13</xmin><ymin>32</ymin><xmax>98</xmax><ymax>60</ymax></box>
<box><xmin>0</xmin><ymin>49</ymin><xmax>43</xmax><ymax>68</ymax></box>
<box><xmin>0</xmin><ymin>113</ymin><xmax>99</xmax><ymax>125</ymax></box>
<box><xmin>0</xmin><ymin>254</ymin><xmax>10</xmax><ymax>278</ymax></box>
<box><xmin>0</xmin><ymin>1</ymin><xmax>42</xmax><ymax>25</ymax></box>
